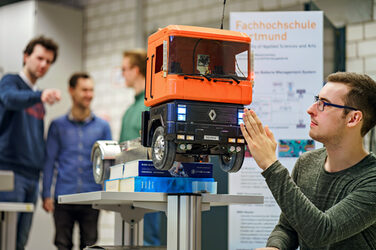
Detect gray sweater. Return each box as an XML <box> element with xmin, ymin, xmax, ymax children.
<box><xmin>263</xmin><ymin>147</ymin><xmax>376</xmax><ymax>249</ymax></box>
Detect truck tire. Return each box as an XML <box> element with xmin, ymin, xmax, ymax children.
<box><xmin>151</xmin><ymin>126</ymin><xmax>176</xmax><ymax>170</ymax></box>
<box><xmin>219</xmin><ymin>146</ymin><xmax>245</xmax><ymax>173</ymax></box>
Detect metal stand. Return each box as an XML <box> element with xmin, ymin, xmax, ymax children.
<box><xmin>0</xmin><ymin>203</ymin><xmax>33</xmax><ymax>250</ymax></box>
<box><xmin>94</xmin><ymin>204</ymin><xmax>152</xmax><ymax>246</ymax></box>
<box><xmin>59</xmin><ymin>191</ymin><xmax>263</xmax><ymax>250</ymax></box>
<box><xmin>0</xmin><ymin>171</ymin><xmax>33</xmax><ymax>250</ymax></box>
<box><xmin>167</xmin><ymin>194</ymin><xmax>203</xmax><ymax>250</ymax></box>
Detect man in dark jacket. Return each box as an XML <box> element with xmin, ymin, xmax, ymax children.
<box><xmin>0</xmin><ymin>36</ymin><xmax>60</xmax><ymax>250</ymax></box>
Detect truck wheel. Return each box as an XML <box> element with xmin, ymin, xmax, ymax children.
<box><xmin>151</xmin><ymin>126</ymin><xmax>176</xmax><ymax>170</ymax></box>
<box><xmin>220</xmin><ymin>146</ymin><xmax>245</xmax><ymax>173</ymax></box>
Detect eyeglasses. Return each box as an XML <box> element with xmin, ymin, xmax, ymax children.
<box><xmin>314</xmin><ymin>96</ymin><xmax>358</xmax><ymax>112</ymax></box>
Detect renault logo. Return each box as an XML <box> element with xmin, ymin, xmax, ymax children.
<box><xmin>208</xmin><ymin>109</ymin><xmax>216</xmax><ymax>120</ymax></box>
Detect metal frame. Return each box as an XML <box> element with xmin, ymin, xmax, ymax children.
<box><xmin>0</xmin><ymin>202</ymin><xmax>34</xmax><ymax>250</ymax></box>
<box><xmin>59</xmin><ymin>191</ymin><xmax>263</xmax><ymax>249</ymax></box>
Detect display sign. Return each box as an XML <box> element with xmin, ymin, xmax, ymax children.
<box><xmin>229</xmin><ymin>11</ymin><xmax>323</xmax><ymax>249</ymax></box>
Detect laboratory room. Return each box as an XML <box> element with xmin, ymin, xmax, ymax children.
<box><xmin>0</xmin><ymin>0</ymin><xmax>375</xmax><ymax>249</ymax></box>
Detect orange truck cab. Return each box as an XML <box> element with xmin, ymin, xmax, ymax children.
<box><xmin>141</xmin><ymin>25</ymin><xmax>253</xmax><ymax>172</ymax></box>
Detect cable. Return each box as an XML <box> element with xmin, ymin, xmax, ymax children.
<box><xmin>220</xmin><ymin>0</ymin><xmax>226</xmax><ymax>29</ymax></box>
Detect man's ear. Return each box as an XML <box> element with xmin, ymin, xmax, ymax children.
<box><xmin>347</xmin><ymin>110</ymin><xmax>363</xmax><ymax>128</ymax></box>
<box><xmin>134</xmin><ymin>66</ymin><xmax>140</xmax><ymax>75</ymax></box>
<box><xmin>23</xmin><ymin>53</ymin><xmax>28</xmax><ymax>66</ymax></box>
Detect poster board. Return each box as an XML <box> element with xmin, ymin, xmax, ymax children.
<box><xmin>229</xmin><ymin>11</ymin><xmax>323</xmax><ymax>249</ymax></box>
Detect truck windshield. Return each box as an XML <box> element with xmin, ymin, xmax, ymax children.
<box><xmin>168</xmin><ymin>36</ymin><xmax>249</xmax><ymax>80</ymax></box>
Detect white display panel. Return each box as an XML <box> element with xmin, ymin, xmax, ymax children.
<box><xmin>229</xmin><ymin>11</ymin><xmax>323</xmax><ymax>250</ymax></box>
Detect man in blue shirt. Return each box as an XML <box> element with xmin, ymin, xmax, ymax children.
<box><xmin>0</xmin><ymin>36</ymin><xmax>61</xmax><ymax>250</ymax></box>
<box><xmin>42</xmin><ymin>73</ymin><xmax>112</xmax><ymax>250</ymax></box>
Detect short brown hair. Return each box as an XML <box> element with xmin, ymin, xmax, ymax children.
<box><xmin>23</xmin><ymin>36</ymin><xmax>59</xmax><ymax>63</ymax></box>
<box><xmin>327</xmin><ymin>72</ymin><xmax>376</xmax><ymax>136</ymax></box>
<box><xmin>69</xmin><ymin>72</ymin><xmax>90</xmax><ymax>88</ymax></box>
<box><xmin>123</xmin><ymin>49</ymin><xmax>147</xmax><ymax>78</ymax></box>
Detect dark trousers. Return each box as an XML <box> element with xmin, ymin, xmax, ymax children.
<box><xmin>53</xmin><ymin>203</ymin><xmax>99</xmax><ymax>250</ymax></box>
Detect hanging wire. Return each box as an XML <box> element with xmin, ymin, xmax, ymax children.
<box><xmin>220</xmin><ymin>0</ymin><xmax>227</xmax><ymax>29</ymax></box>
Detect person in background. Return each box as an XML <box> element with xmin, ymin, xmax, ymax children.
<box><xmin>42</xmin><ymin>73</ymin><xmax>112</xmax><ymax>250</ymax></box>
<box><xmin>120</xmin><ymin>49</ymin><xmax>162</xmax><ymax>246</ymax></box>
<box><xmin>119</xmin><ymin>49</ymin><xmax>148</xmax><ymax>142</ymax></box>
<box><xmin>241</xmin><ymin>72</ymin><xmax>376</xmax><ymax>250</ymax></box>
<box><xmin>0</xmin><ymin>36</ymin><xmax>60</xmax><ymax>250</ymax></box>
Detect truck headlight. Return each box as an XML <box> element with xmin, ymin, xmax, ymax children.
<box><xmin>238</xmin><ymin>109</ymin><xmax>244</xmax><ymax>125</ymax></box>
<box><xmin>177</xmin><ymin>104</ymin><xmax>187</xmax><ymax>121</ymax></box>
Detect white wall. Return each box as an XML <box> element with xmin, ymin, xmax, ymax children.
<box><xmin>346</xmin><ymin>0</ymin><xmax>376</xmax><ymax>152</ymax></box>
<box><xmin>345</xmin><ymin>0</ymin><xmax>376</xmax><ymax>150</ymax></box>
<box><xmin>346</xmin><ymin>1</ymin><xmax>376</xmax><ymax>78</ymax></box>
<box><xmin>35</xmin><ymin>1</ymin><xmax>83</xmax><ymax>132</ymax></box>
<box><xmin>0</xmin><ymin>1</ymin><xmax>83</xmax><ymax>249</ymax></box>
<box><xmin>0</xmin><ymin>1</ymin><xmax>35</xmax><ymax>76</ymax></box>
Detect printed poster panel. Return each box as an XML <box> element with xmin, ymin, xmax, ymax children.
<box><xmin>229</xmin><ymin>11</ymin><xmax>323</xmax><ymax>250</ymax></box>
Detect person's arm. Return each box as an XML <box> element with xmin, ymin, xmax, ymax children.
<box><xmin>241</xmin><ymin>109</ymin><xmax>376</xmax><ymax>247</ymax></box>
<box><xmin>41</xmin><ymin>88</ymin><xmax>61</xmax><ymax>105</ymax></box>
<box><xmin>0</xmin><ymin>76</ymin><xmax>43</xmax><ymax>110</ymax></box>
<box><xmin>0</xmin><ymin>76</ymin><xmax>61</xmax><ymax>110</ymax></box>
<box><xmin>265</xmin><ymin>164</ymin><xmax>300</xmax><ymax>250</ymax></box>
<box><xmin>266</xmin><ymin>212</ymin><xmax>298</xmax><ymax>249</ymax></box>
<box><xmin>42</xmin><ymin>121</ymin><xmax>60</xmax><ymax>212</ymax></box>
<box><xmin>262</xmin><ymin>160</ymin><xmax>376</xmax><ymax>247</ymax></box>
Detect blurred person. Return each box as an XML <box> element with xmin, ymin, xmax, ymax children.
<box><xmin>241</xmin><ymin>72</ymin><xmax>376</xmax><ymax>250</ymax></box>
<box><xmin>120</xmin><ymin>50</ymin><xmax>162</xmax><ymax>246</ymax></box>
<box><xmin>42</xmin><ymin>73</ymin><xmax>112</xmax><ymax>250</ymax></box>
<box><xmin>119</xmin><ymin>49</ymin><xmax>148</xmax><ymax>142</ymax></box>
<box><xmin>0</xmin><ymin>36</ymin><xmax>60</xmax><ymax>250</ymax></box>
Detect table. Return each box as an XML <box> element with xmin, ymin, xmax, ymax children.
<box><xmin>59</xmin><ymin>191</ymin><xmax>263</xmax><ymax>250</ymax></box>
<box><xmin>0</xmin><ymin>202</ymin><xmax>34</xmax><ymax>250</ymax></box>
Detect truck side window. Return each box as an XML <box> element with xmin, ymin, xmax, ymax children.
<box><xmin>155</xmin><ymin>44</ymin><xmax>163</xmax><ymax>73</ymax></box>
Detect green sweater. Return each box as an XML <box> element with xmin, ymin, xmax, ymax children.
<box><xmin>263</xmin><ymin>147</ymin><xmax>376</xmax><ymax>250</ymax></box>
<box><xmin>119</xmin><ymin>91</ymin><xmax>148</xmax><ymax>142</ymax></box>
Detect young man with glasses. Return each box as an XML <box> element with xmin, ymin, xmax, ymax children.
<box><xmin>240</xmin><ymin>72</ymin><xmax>376</xmax><ymax>249</ymax></box>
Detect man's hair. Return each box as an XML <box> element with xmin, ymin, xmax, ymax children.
<box><xmin>23</xmin><ymin>36</ymin><xmax>59</xmax><ymax>63</ymax></box>
<box><xmin>69</xmin><ymin>72</ymin><xmax>90</xmax><ymax>88</ymax></box>
<box><xmin>123</xmin><ymin>49</ymin><xmax>147</xmax><ymax>78</ymax></box>
<box><xmin>327</xmin><ymin>72</ymin><xmax>376</xmax><ymax>136</ymax></box>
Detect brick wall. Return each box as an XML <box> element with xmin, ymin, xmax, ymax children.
<box><xmin>346</xmin><ymin>0</ymin><xmax>376</xmax><ymax>151</ymax></box>
<box><xmin>346</xmin><ymin>0</ymin><xmax>376</xmax><ymax>78</ymax></box>
<box><xmin>82</xmin><ymin>0</ymin><xmax>374</xmax><ymax>245</ymax></box>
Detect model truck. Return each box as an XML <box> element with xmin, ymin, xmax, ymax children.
<box><xmin>141</xmin><ymin>25</ymin><xmax>253</xmax><ymax>173</ymax></box>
